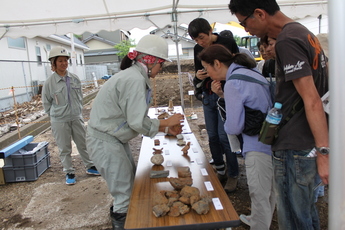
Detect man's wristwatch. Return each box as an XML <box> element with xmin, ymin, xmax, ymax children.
<box><xmin>315</xmin><ymin>147</ymin><xmax>330</xmax><ymax>155</ymax></box>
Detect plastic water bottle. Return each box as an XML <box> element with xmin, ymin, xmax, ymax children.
<box><xmin>259</xmin><ymin>102</ymin><xmax>282</xmax><ymax>145</ymax></box>
<box><xmin>266</xmin><ymin>102</ymin><xmax>282</xmax><ymax>125</ymax></box>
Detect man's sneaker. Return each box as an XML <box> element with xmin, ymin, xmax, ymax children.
<box><xmin>110</xmin><ymin>206</ymin><xmax>126</xmax><ymax>230</ymax></box>
<box><xmin>224</xmin><ymin>176</ymin><xmax>238</xmax><ymax>193</ymax></box>
<box><xmin>86</xmin><ymin>166</ymin><xmax>101</xmax><ymax>176</ymax></box>
<box><xmin>235</xmin><ymin>150</ymin><xmax>243</xmax><ymax>157</ymax></box>
<box><xmin>239</xmin><ymin>214</ymin><xmax>251</xmax><ymax>226</ymax></box>
<box><xmin>66</xmin><ymin>173</ymin><xmax>76</xmax><ymax>185</ymax></box>
<box><xmin>217</xmin><ymin>173</ymin><xmax>228</xmax><ymax>186</ymax></box>
<box><xmin>209</xmin><ymin>159</ymin><xmax>215</xmax><ymax>165</ymax></box>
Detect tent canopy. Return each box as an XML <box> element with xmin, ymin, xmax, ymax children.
<box><xmin>0</xmin><ymin>0</ymin><xmax>328</xmax><ymax>38</ymax></box>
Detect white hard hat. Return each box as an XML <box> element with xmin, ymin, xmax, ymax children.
<box><xmin>135</xmin><ymin>35</ymin><xmax>171</xmax><ymax>62</ymax></box>
<box><xmin>48</xmin><ymin>47</ymin><xmax>70</xmax><ymax>61</ymax></box>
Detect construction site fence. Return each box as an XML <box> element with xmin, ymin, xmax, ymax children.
<box><xmin>0</xmin><ymin>79</ymin><xmax>103</xmax><ymax>139</ymax></box>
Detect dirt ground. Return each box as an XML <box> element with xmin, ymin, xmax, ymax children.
<box><xmin>0</xmin><ymin>65</ymin><xmax>329</xmax><ymax>230</ymax></box>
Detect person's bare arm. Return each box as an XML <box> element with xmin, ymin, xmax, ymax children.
<box><xmin>293</xmin><ymin>75</ymin><xmax>329</xmax><ymax>184</ymax></box>
<box><xmin>158</xmin><ymin>113</ymin><xmax>184</xmax><ymax>135</ymax></box>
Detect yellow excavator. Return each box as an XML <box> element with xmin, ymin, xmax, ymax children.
<box><xmin>240</xmin><ymin>35</ymin><xmax>262</xmax><ymax>61</ymax></box>
<box><xmin>211</xmin><ymin>21</ymin><xmax>263</xmax><ymax>62</ymax></box>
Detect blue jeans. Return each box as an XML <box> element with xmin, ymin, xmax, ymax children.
<box><xmin>272</xmin><ymin>149</ymin><xmax>320</xmax><ymax>230</ymax></box>
<box><xmin>202</xmin><ymin>92</ymin><xmax>239</xmax><ymax>177</ymax></box>
<box><xmin>314</xmin><ymin>175</ymin><xmax>324</xmax><ymax>202</ymax></box>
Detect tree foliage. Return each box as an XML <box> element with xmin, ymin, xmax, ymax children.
<box><xmin>114</xmin><ymin>39</ymin><xmax>136</xmax><ymax>59</ymax></box>
<box><xmin>234</xmin><ymin>35</ymin><xmax>241</xmax><ymax>46</ymax></box>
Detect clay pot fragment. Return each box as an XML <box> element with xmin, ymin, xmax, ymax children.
<box><xmin>177</xmin><ymin>166</ymin><xmax>192</xmax><ymax>178</ymax></box>
<box><xmin>153</xmin><ymin>148</ymin><xmax>163</xmax><ymax>154</ymax></box>
<box><xmin>180</xmin><ymin>186</ymin><xmax>200</xmax><ymax>198</ymax></box>
<box><xmin>158</xmin><ymin>112</ymin><xmax>169</xmax><ymax>119</ymax></box>
<box><xmin>190</xmin><ymin>195</ymin><xmax>201</xmax><ymax>206</ymax></box>
<box><xmin>151</xmin><ymin>154</ymin><xmax>164</xmax><ymax>166</ymax></box>
<box><xmin>152</xmin><ymin>186</ymin><xmax>207</xmax><ymax>218</ymax></box>
<box><xmin>168</xmin><ymin>177</ymin><xmax>193</xmax><ymax>190</ymax></box>
<box><xmin>152</xmin><ymin>191</ymin><xmax>169</xmax><ymax>206</ymax></box>
<box><xmin>165</xmin><ymin>190</ymin><xmax>180</xmax><ymax>199</ymax></box>
<box><xmin>176</xmin><ymin>134</ymin><xmax>183</xmax><ymax>140</ymax></box>
<box><xmin>153</xmin><ymin>204</ymin><xmax>170</xmax><ymax>217</ymax></box>
<box><xmin>168</xmin><ymin>201</ymin><xmax>190</xmax><ymax>217</ymax></box>
<box><xmin>168</xmin><ymin>100</ymin><xmax>174</xmax><ymax>111</ymax></box>
<box><xmin>191</xmin><ymin>197</ymin><xmax>211</xmax><ymax>215</ymax></box>
<box><xmin>181</xmin><ymin>142</ymin><xmax>191</xmax><ymax>154</ymax></box>
<box><xmin>177</xmin><ymin>140</ymin><xmax>186</xmax><ymax>146</ymax></box>
<box><xmin>154</xmin><ymin>139</ymin><xmax>160</xmax><ymax>146</ymax></box>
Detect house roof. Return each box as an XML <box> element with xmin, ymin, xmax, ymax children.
<box><xmin>84</xmin><ymin>48</ymin><xmax>119</xmax><ymax>56</ymax></box>
<box><xmin>44</xmin><ymin>34</ymin><xmax>89</xmax><ymax>50</ymax></box>
<box><xmin>82</xmin><ymin>34</ymin><xmax>117</xmax><ymax>46</ymax></box>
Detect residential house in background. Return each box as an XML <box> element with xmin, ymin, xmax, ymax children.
<box><xmin>0</xmin><ymin>35</ymin><xmax>88</xmax><ymax>112</ymax></box>
<box><xmin>149</xmin><ymin>25</ymin><xmax>195</xmax><ymax>59</ymax></box>
<box><xmin>82</xmin><ymin>30</ymin><xmax>130</xmax><ymax>76</ymax></box>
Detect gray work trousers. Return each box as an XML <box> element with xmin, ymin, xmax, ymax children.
<box><xmin>86</xmin><ymin>127</ymin><xmax>136</xmax><ymax>213</ymax></box>
<box><xmin>51</xmin><ymin>119</ymin><xmax>93</xmax><ymax>174</ymax></box>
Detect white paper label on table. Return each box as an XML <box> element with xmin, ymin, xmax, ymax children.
<box><xmin>191</xmin><ymin>114</ymin><xmax>198</xmax><ymax>119</ymax></box>
<box><xmin>204</xmin><ymin>181</ymin><xmax>214</xmax><ymax>191</ymax></box>
<box><xmin>200</xmin><ymin>168</ymin><xmax>208</xmax><ymax>176</ymax></box>
<box><xmin>165</xmin><ymin>150</ymin><xmax>170</xmax><ymax>155</ymax></box>
<box><xmin>212</xmin><ymin>198</ymin><xmax>224</xmax><ymax>210</ymax></box>
<box><xmin>166</xmin><ymin>160</ymin><xmax>172</xmax><ymax>167</ymax></box>
<box><xmin>195</xmin><ymin>158</ymin><xmax>203</xmax><ymax>165</ymax></box>
<box><xmin>188</xmin><ymin>90</ymin><xmax>194</xmax><ymax>95</ymax></box>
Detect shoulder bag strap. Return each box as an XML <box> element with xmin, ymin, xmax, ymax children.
<box><xmin>227</xmin><ymin>73</ymin><xmax>269</xmax><ymax>86</ymax></box>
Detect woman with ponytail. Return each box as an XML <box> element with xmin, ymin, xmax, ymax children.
<box><xmin>199</xmin><ymin>44</ymin><xmax>276</xmax><ymax>230</ymax></box>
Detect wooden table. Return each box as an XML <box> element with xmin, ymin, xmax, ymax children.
<box><xmin>125</xmin><ymin>133</ymin><xmax>240</xmax><ymax>230</ymax></box>
<box><xmin>147</xmin><ymin>106</ymin><xmax>192</xmax><ymax>134</ymax></box>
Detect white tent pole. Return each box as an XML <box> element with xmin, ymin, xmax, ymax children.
<box><xmin>70</xmin><ymin>33</ymin><xmax>77</xmax><ymax>74</ymax></box>
<box><xmin>328</xmin><ymin>0</ymin><xmax>345</xmax><ymax>229</ymax></box>
<box><xmin>174</xmin><ymin>28</ymin><xmax>184</xmax><ymax>110</ymax></box>
<box><xmin>21</xmin><ymin>62</ymin><xmax>30</xmax><ymax>101</ymax></box>
<box><xmin>173</xmin><ymin>0</ymin><xmax>185</xmax><ymax>110</ymax></box>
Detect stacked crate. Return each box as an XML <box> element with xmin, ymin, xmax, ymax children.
<box><xmin>0</xmin><ymin>136</ymin><xmax>50</xmax><ymax>183</ymax></box>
